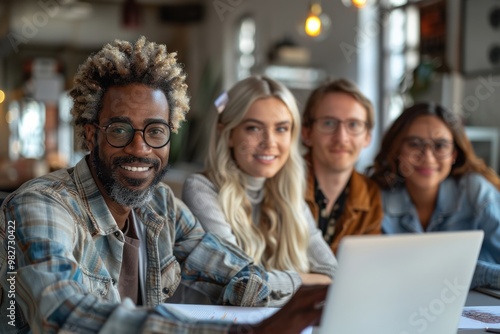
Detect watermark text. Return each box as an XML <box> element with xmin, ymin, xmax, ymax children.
<box><xmin>6</xmin><ymin>220</ymin><xmax>17</xmax><ymax>327</ymax></box>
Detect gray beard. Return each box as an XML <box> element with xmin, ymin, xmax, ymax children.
<box><xmin>108</xmin><ymin>177</ymin><xmax>155</xmax><ymax>208</ymax></box>
<box><xmin>91</xmin><ymin>147</ymin><xmax>169</xmax><ymax>208</ymax></box>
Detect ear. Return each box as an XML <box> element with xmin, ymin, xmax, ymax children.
<box><xmin>84</xmin><ymin>124</ymin><xmax>97</xmax><ymax>152</ymax></box>
<box><xmin>301</xmin><ymin>126</ymin><xmax>312</xmax><ymax>147</ymax></box>
<box><xmin>452</xmin><ymin>149</ymin><xmax>458</xmax><ymax>164</ymax></box>
<box><xmin>363</xmin><ymin>130</ymin><xmax>372</xmax><ymax>148</ymax></box>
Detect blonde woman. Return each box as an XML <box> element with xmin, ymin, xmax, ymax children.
<box><xmin>181</xmin><ymin>75</ymin><xmax>337</xmax><ymax>306</ymax></box>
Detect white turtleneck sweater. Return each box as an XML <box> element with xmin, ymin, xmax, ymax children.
<box><xmin>244</xmin><ymin>173</ymin><xmax>265</xmax><ymax>225</ymax></box>
<box><xmin>179</xmin><ymin>173</ymin><xmax>337</xmax><ymax>307</ymax></box>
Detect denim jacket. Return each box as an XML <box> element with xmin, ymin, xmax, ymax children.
<box><xmin>382</xmin><ymin>173</ymin><xmax>500</xmax><ymax>289</ymax></box>
<box><xmin>0</xmin><ymin>157</ymin><xmax>270</xmax><ymax>334</ymax></box>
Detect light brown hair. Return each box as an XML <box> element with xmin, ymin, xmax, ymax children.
<box><xmin>302</xmin><ymin>78</ymin><xmax>374</xmax><ymax>130</ymax></box>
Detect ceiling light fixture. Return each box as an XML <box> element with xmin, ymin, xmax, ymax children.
<box><xmin>342</xmin><ymin>0</ymin><xmax>370</xmax><ymax>8</ymax></box>
<box><xmin>351</xmin><ymin>0</ymin><xmax>368</xmax><ymax>8</ymax></box>
<box><xmin>304</xmin><ymin>1</ymin><xmax>331</xmax><ymax>39</ymax></box>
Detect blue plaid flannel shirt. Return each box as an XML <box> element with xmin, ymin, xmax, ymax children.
<box><xmin>0</xmin><ymin>157</ymin><xmax>270</xmax><ymax>333</ymax></box>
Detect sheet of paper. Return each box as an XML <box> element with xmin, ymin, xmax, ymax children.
<box><xmin>459</xmin><ymin>306</ymin><xmax>500</xmax><ymax>329</ymax></box>
<box><xmin>165</xmin><ymin>304</ymin><xmax>314</xmax><ymax>334</ymax></box>
<box><xmin>166</xmin><ymin>304</ymin><xmax>277</xmax><ymax>323</ymax></box>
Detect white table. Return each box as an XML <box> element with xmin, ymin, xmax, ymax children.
<box><xmin>166</xmin><ymin>290</ymin><xmax>498</xmax><ymax>333</ymax></box>
<box><xmin>458</xmin><ymin>290</ymin><xmax>499</xmax><ymax>333</ymax></box>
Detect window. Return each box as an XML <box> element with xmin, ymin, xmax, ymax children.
<box><xmin>7</xmin><ymin>99</ymin><xmax>46</xmax><ymax>160</ymax></box>
<box><xmin>380</xmin><ymin>0</ymin><xmax>420</xmax><ymax>126</ymax></box>
<box><xmin>236</xmin><ymin>16</ymin><xmax>256</xmax><ymax>80</ymax></box>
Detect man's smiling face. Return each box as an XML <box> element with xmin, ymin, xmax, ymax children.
<box><xmin>84</xmin><ymin>84</ymin><xmax>171</xmax><ymax>207</ymax></box>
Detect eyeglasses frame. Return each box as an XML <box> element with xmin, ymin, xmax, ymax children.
<box><xmin>310</xmin><ymin>116</ymin><xmax>368</xmax><ymax>136</ymax></box>
<box><xmin>401</xmin><ymin>137</ymin><xmax>455</xmax><ymax>160</ymax></box>
<box><xmin>94</xmin><ymin>120</ymin><xmax>173</xmax><ymax>149</ymax></box>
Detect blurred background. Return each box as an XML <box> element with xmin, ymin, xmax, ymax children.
<box><xmin>0</xmin><ymin>0</ymin><xmax>499</xmax><ymax>196</ymax></box>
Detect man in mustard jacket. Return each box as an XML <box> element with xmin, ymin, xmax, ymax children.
<box><xmin>301</xmin><ymin>79</ymin><xmax>383</xmax><ymax>254</ymax></box>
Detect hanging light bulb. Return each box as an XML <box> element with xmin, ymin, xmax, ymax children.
<box><xmin>341</xmin><ymin>0</ymin><xmax>370</xmax><ymax>8</ymax></box>
<box><xmin>303</xmin><ymin>1</ymin><xmax>331</xmax><ymax>39</ymax></box>
<box><xmin>305</xmin><ymin>5</ymin><xmax>322</xmax><ymax>37</ymax></box>
<box><xmin>352</xmin><ymin>0</ymin><xmax>368</xmax><ymax>8</ymax></box>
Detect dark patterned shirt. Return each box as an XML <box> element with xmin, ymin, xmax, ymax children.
<box><xmin>315</xmin><ymin>177</ymin><xmax>351</xmax><ymax>245</ymax></box>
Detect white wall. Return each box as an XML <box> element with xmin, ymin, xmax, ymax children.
<box><xmin>458</xmin><ymin>0</ymin><xmax>500</xmax><ymax>129</ymax></box>
<box><xmin>187</xmin><ymin>0</ymin><xmax>362</xmax><ymax>92</ymax></box>
<box><xmin>447</xmin><ymin>0</ymin><xmax>500</xmax><ymax>171</ymax></box>
<box><xmin>0</xmin><ymin>0</ymin><xmax>380</xmax><ymax>168</ymax></box>
<box><xmin>8</xmin><ymin>1</ymin><xmax>175</xmax><ymax>49</ymax></box>
<box><xmin>187</xmin><ymin>0</ymin><xmax>381</xmax><ymax>167</ymax></box>
<box><xmin>227</xmin><ymin>0</ymin><xmax>359</xmax><ymax>86</ymax></box>
<box><xmin>0</xmin><ymin>0</ymin><xmax>198</xmax><ymax>161</ymax></box>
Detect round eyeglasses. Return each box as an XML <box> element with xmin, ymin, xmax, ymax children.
<box><xmin>402</xmin><ymin>137</ymin><xmax>454</xmax><ymax>160</ymax></box>
<box><xmin>312</xmin><ymin>117</ymin><xmax>368</xmax><ymax>136</ymax></box>
<box><xmin>94</xmin><ymin>121</ymin><xmax>173</xmax><ymax>148</ymax></box>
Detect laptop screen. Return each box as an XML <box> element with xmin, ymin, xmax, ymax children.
<box><xmin>317</xmin><ymin>231</ymin><xmax>484</xmax><ymax>334</ymax></box>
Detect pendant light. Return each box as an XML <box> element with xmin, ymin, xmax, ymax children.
<box><xmin>342</xmin><ymin>0</ymin><xmax>369</xmax><ymax>8</ymax></box>
<box><xmin>304</xmin><ymin>1</ymin><xmax>331</xmax><ymax>40</ymax></box>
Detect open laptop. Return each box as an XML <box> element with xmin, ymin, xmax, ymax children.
<box><xmin>316</xmin><ymin>231</ymin><xmax>484</xmax><ymax>334</ymax></box>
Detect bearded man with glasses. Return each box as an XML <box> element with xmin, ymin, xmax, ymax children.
<box><xmin>301</xmin><ymin>79</ymin><xmax>383</xmax><ymax>254</ymax></box>
<box><xmin>0</xmin><ymin>37</ymin><xmax>328</xmax><ymax>334</ymax></box>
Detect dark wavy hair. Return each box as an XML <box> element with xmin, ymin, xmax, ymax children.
<box><xmin>370</xmin><ymin>102</ymin><xmax>500</xmax><ymax>190</ymax></box>
<box><xmin>70</xmin><ymin>36</ymin><xmax>190</xmax><ymax>151</ymax></box>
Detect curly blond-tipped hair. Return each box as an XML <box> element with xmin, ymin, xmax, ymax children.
<box><xmin>70</xmin><ymin>36</ymin><xmax>190</xmax><ymax>151</ymax></box>
<box><xmin>206</xmin><ymin>75</ymin><xmax>310</xmax><ymax>273</ymax></box>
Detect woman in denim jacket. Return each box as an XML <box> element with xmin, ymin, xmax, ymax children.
<box><xmin>370</xmin><ymin>102</ymin><xmax>500</xmax><ymax>290</ymax></box>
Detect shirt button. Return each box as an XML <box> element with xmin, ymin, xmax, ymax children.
<box><xmin>114</xmin><ymin>231</ymin><xmax>120</xmax><ymax>237</ymax></box>
<box><xmin>162</xmin><ymin>287</ymin><xmax>170</xmax><ymax>295</ymax></box>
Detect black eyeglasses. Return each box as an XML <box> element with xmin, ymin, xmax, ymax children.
<box><xmin>402</xmin><ymin>137</ymin><xmax>454</xmax><ymax>160</ymax></box>
<box><xmin>312</xmin><ymin>117</ymin><xmax>368</xmax><ymax>136</ymax></box>
<box><xmin>94</xmin><ymin>121</ymin><xmax>173</xmax><ymax>148</ymax></box>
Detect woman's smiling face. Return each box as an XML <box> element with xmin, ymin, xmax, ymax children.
<box><xmin>398</xmin><ymin>115</ymin><xmax>456</xmax><ymax>192</ymax></box>
<box><xmin>229</xmin><ymin>97</ymin><xmax>293</xmax><ymax>178</ymax></box>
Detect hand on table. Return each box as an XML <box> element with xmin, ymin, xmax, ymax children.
<box><xmin>229</xmin><ymin>284</ymin><xmax>329</xmax><ymax>334</ymax></box>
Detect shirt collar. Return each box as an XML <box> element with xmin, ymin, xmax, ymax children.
<box><xmin>348</xmin><ymin>171</ymin><xmax>371</xmax><ymax>211</ymax></box>
<box><xmin>384</xmin><ymin>177</ymin><xmax>459</xmax><ymax>216</ymax></box>
<box><xmin>73</xmin><ymin>156</ymin><xmax>119</xmax><ymax>235</ymax></box>
<box><xmin>435</xmin><ymin>177</ymin><xmax>460</xmax><ymax>214</ymax></box>
<box><xmin>384</xmin><ymin>186</ymin><xmax>413</xmax><ymax>216</ymax></box>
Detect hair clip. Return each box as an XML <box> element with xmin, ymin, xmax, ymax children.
<box><xmin>214</xmin><ymin>91</ymin><xmax>229</xmax><ymax>114</ymax></box>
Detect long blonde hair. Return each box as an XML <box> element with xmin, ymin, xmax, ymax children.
<box><xmin>206</xmin><ymin>75</ymin><xmax>310</xmax><ymax>272</ymax></box>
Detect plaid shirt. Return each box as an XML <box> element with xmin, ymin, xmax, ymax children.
<box><xmin>0</xmin><ymin>157</ymin><xmax>270</xmax><ymax>334</ymax></box>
